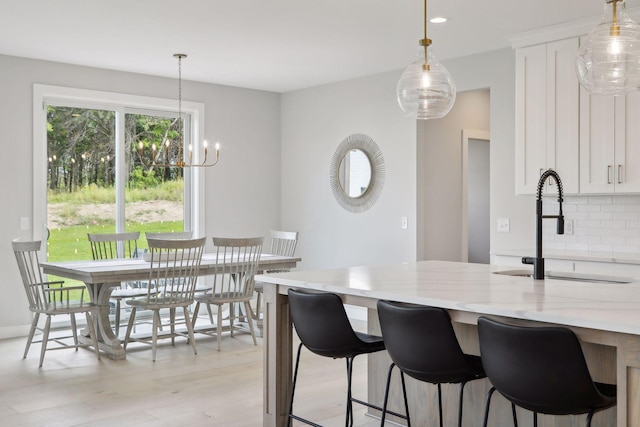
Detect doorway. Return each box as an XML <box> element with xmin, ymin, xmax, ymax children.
<box><xmin>461</xmin><ymin>130</ymin><xmax>490</xmax><ymax>263</ymax></box>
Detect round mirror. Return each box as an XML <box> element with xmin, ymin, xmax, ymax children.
<box><xmin>330</xmin><ymin>134</ymin><xmax>385</xmax><ymax>213</ymax></box>
<box><xmin>338</xmin><ymin>149</ymin><xmax>372</xmax><ymax>198</ymax></box>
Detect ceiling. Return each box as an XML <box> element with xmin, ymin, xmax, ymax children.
<box><xmin>1</xmin><ymin>0</ymin><xmax>638</xmax><ymax>93</ymax></box>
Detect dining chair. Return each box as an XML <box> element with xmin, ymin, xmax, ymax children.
<box><xmin>87</xmin><ymin>231</ymin><xmax>145</xmax><ymax>336</ymax></box>
<box><xmin>123</xmin><ymin>237</ymin><xmax>206</xmax><ymax>361</ymax></box>
<box><xmin>287</xmin><ymin>288</ymin><xmax>386</xmax><ymax>427</ymax></box>
<box><xmin>12</xmin><ymin>239</ymin><xmax>101</xmax><ymax>367</ymax></box>
<box><xmin>377</xmin><ymin>300</ymin><xmax>486</xmax><ymax>426</ymax></box>
<box><xmin>192</xmin><ymin>236</ymin><xmax>263</xmax><ymax>351</ymax></box>
<box><xmin>252</xmin><ymin>230</ymin><xmax>298</xmax><ymax>323</ymax></box>
<box><xmin>478</xmin><ymin>316</ymin><xmax>617</xmax><ymax>427</ymax></box>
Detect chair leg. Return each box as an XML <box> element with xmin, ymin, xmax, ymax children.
<box><xmin>346</xmin><ymin>357</ymin><xmax>354</xmax><ymax>427</ymax></box>
<box><xmin>533</xmin><ymin>412</ymin><xmax>537</xmax><ymax>427</ymax></box>
<box><xmin>183</xmin><ymin>307</ymin><xmax>197</xmax><ymax>355</ymax></box>
<box><xmin>70</xmin><ymin>313</ymin><xmax>78</xmax><ymax>349</ymax></box>
<box><xmin>217</xmin><ymin>305</ymin><xmax>223</xmax><ymax>351</ymax></box>
<box><xmin>170</xmin><ymin>308</ymin><xmax>176</xmax><ymax>346</ymax></box>
<box><xmin>458</xmin><ymin>381</ymin><xmax>468</xmax><ymax>427</ymax></box>
<box><xmin>482</xmin><ymin>387</ymin><xmax>497</xmax><ymax>427</ymax></box>
<box><xmin>24</xmin><ymin>313</ymin><xmax>39</xmax><ymax>359</ymax></box>
<box><xmin>437</xmin><ymin>383</ymin><xmax>443</xmax><ymax>427</ymax></box>
<box><xmin>39</xmin><ymin>316</ymin><xmax>52</xmax><ymax>368</ymax></box>
<box><xmin>192</xmin><ymin>301</ymin><xmax>201</xmax><ymax>329</ymax></box>
<box><xmin>288</xmin><ymin>342</ymin><xmax>305</xmax><ymax>427</ymax></box>
<box><xmin>85</xmin><ymin>311</ymin><xmax>101</xmax><ymax>361</ymax></box>
<box><xmin>512</xmin><ymin>403</ymin><xmax>518</xmax><ymax>427</ymax></box>
<box><xmin>586</xmin><ymin>411</ymin><xmax>594</xmax><ymax>427</ymax></box>
<box><xmin>380</xmin><ymin>363</ymin><xmax>411</xmax><ymax>427</ymax></box>
<box><xmin>244</xmin><ymin>301</ymin><xmax>258</xmax><ymax>345</ymax></box>
<box><xmin>152</xmin><ymin>310</ymin><xmax>160</xmax><ymax>361</ymax></box>
<box><xmin>124</xmin><ymin>307</ymin><xmax>137</xmax><ymax>350</ymax></box>
<box><xmin>229</xmin><ymin>303</ymin><xmax>235</xmax><ymax>337</ymax></box>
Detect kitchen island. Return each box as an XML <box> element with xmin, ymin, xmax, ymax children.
<box><xmin>257</xmin><ymin>260</ymin><xmax>640</xmax><ymax>426</ymax></box>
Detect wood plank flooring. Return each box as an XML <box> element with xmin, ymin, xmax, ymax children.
<box><xmin>0</xmin><ymin>320</ymin><xmax>384</xmax><ymax>427</ymax></box>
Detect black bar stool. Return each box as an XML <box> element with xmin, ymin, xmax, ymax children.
<box><xmin>477</xmin><ymin>316</ymin><xmax>617</xmax><ymax>427</ymax></box>
<box><xmin>287</xmin><ymin>288</ymin><xmax>387</xmax><ymax>427</ymax></box>
<box><xmin>377</xmin><ymin>300</ymin><xmax>486</xmax><ymax>426</ymax></box>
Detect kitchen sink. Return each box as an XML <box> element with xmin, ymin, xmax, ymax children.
<box><xmin>493</xmin><ymin>269</ymin><xmax>636</xmax><ymax>284</ymax></box>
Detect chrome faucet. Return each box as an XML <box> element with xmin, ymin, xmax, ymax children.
<box><xmin>522</xmin><ymin>169</ymin><xmax>564</xmax><ymax>280</ymax></box>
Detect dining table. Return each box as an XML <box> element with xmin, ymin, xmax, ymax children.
<box><xmin>41</xmin><ymin>253</ymin><xmax>301</xmax><ymax>360</ymax></box>
<box><xmin>256</xmin><ymin>260</ymin><xmax>640</xmax><ymax>427</ymax></box>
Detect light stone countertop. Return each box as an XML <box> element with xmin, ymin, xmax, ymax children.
<box><xmin>256</xmin><ymin>260</ymin><xmax>640</xmax><ymax>336</ymax></box>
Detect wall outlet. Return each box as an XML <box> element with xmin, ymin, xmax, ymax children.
<box><xmin>497</xmin><ymin>218</ymin><xmax>510</xmax><ymax>233</ymax></box>
<box><xmin>401</xmin><ymin>217</ymin><xmax>408</xmax><ymax>230</ymax></box>
<box><xmin>564</xmin><ymin>219</ymin><xmax>573</xmax><ymax>235</ymax></box>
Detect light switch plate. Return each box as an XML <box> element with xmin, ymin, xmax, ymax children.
<box><xmin>497</xmin><ymin>218</ymin><xmax>510</xmax><ymax>233</ymax></box>
<box><xmin>20</xmin><ymin>217</ymin><xmax>29</xmax><ymax>231</ymax></box>
<box><xmin>401</xmin><ymin>217</ymin><xmax>408</xmax><ymax>229</ymax></box>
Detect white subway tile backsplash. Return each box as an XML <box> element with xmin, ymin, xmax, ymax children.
<box><xmin>543</xmin><ymin>196</ymin><xmax>640</xmax><ymax>255</ymax></box>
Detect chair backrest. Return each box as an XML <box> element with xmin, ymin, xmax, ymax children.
<box><xmin>12</xmin><ymin>240</ymin><xmax>49</xmax><ymax>312</ymax></box>
<box><xmin>477</xmin><ymin>316</ymin><xmax>610</xmax><ymax>415</ymax></box>
<box><xmin>210</xmin><ymin>236</ymin><xmax>264</xmax><ymax>301</ymax></box>
<box><xmin>377</xmin><ymin>300</ymin><xmax>472</xmax><ymax>384</ymax></box>
<box><xmin>267</xmin><ymin>230</ymin><xmax>298</xmax><ymax>273</ymax></box>
<box><xmin>144</xmin><ymin>237</ymin><xmax>206</xmax><ymax>305</ymax></box>
<box><xmin>288</xmin><ymin>288</ymin><xmax>364</xmax><ymax>358</ymax></box>
<box><xmin>88</xmin><ymin>231</ymin><xmax>140</xmax><ymax>260</ymax></box>
<box><xmin>268</xmin><ymin>230</ymin><xmax>298</xmax><ymax>257</ymax></box>
<box><xmin>145</xmin><ymin>231</ymin><xmax>194</xmax><ymax>240</ymax></box>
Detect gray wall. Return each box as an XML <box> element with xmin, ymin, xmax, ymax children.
<box><xmin>281</xmin><ymin>70</ymin><xmax>417</xmax><ymax>269</ymax></box>
<box><xmin>0</xmin><ymin>54</ymin><xmax>281</xmax><ymax>337</ymax></box>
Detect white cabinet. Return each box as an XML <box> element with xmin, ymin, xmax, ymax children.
<box><xmin>580</xmin><ymin>91</ymin><xmax>640</xmax><ymax>193</ymax></box>
<box><xmin>515</xmin><ymin>38</ymin><xmax>580</xmax><ymax>195</ymax></box>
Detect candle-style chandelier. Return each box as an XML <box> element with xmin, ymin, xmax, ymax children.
<box><xmin>138</xmin><ymin>53</ymin><xmax>220</xmax><ymax>168</ymax></box>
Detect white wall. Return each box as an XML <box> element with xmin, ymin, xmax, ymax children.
<box><xmin>0</xmin><ymin>54</ymin><xmax>281</xmax><ymax>338</ymax></box>
<box><xmin>281</xmin><ymin>71</ymin><xmax>416</xmax><ymax>269</ymax></box>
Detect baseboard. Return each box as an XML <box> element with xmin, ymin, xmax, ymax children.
<box><xmin>0</xmin><ymin>324</ymin><xmax>31</xmax><ymax>340</ymax></box>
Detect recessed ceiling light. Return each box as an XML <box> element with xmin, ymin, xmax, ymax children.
<box><xmin>430</xmin><ymin>17</ymin><xmax>447</xmax><ymax>24</ymax></box>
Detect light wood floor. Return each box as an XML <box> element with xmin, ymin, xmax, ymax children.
<box><xmin>0</xmin><ymin>321</ymin><xmax>384</xmax><ymax>426</ymax></box>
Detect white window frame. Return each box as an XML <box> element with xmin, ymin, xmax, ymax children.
<box><xmin>32</xmin><ymin>84</ymin><xmax>206</xmax><ymax>245</ymax></box>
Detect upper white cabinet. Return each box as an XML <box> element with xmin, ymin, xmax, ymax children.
<box><xmin>580</xmin><ymin>90</ymin><xmax>640</xmax><ymax>193</ymax></box>
<box><xmin>515</xmin><ymin>38</ymin><xmax>580</xmax><ymax>195</ymax></box>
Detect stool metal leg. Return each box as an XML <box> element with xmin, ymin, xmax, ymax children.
<box><xmin>380</xmin><ymin>363</ymin><xmax>411</xmax><ymax>427</ymax></box>
<box><xmin>458</xmin><ymin>381</ymin><xmax>468</xmax><ymax>427</ymax></box>
<box><xmin>512</xmin><ymin>403</ymin><xmax>518</xmax><ymax>427</ymax></box>
<box><xmin>437</xmin><ymin>383</ymin><xmax>444</xmax><ymax>427</ymax></box>
<box><xmin>482</xmin><ymin>386</ymin><xmax>497</xmax><ymax>427</ymax></box>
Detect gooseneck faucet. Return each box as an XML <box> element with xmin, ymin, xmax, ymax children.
<box><xmin>522</xmin><ymin>169</ymin><xmax>564</xmax><ymax>280</ymax></box>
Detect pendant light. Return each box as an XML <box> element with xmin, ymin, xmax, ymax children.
<box><xmin>396</xmin><ymin>0</ymin><xmax>456</xmax><ymax>119</ymax></box>
<box><xmin>576</xmin><ymin>0</ymin><xmax>640</xmax><ymax>95</ymax></box>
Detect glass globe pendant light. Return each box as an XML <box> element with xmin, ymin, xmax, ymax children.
<box><xmin>576</xmin><ymin>0</ymin><xmax>640</xmax><ymax>95</ymax></box>
<box><xmin>397</xmin><ymin>0</ymin><xmax>456</xmax><ymax>119</ymax></box>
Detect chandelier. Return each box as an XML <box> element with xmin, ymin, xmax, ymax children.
<box><xmin>576</xmin><ymin>0</ymin><xmax>640</xmax><ymax>95</ymax></box>
<box><xmin>396</xmin><ymin>0</ymin><xmax>456</xmax><ymax>119</ymax></box>
<box><xmin>138</xmin><ymin>53</ymin><xmax>220</xmax><ymax>167</ymax></box>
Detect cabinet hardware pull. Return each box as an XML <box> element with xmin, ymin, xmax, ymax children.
<box><xmin>618</xmin><ymin>164</ymin><xmax>623</xmax><ymax>184</ymax></box>
<box><xmin>608</xmin><ymin>165</ymin><xmax>613</xmax><ymax>184</ymax></box>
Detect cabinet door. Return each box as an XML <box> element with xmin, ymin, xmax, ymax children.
<box><xmin>615</xmin><ymin>92</ymin><xmax>640</xmax><ymax>192</ymax></box>
<box><xmin>546</xmin><ymin>38</ymin><xmax>579</xmax><ymax>194</ymax></box>
<box><xmin>515</xmin><ymin>44</ymin><xmax>547</xmax><ymax>195</ymax></box>
<box><xmin>579</xmin><ymin>90</ymin><xmax>616</xmax><ymax>193</ymax></box>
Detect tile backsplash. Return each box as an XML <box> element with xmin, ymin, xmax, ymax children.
<box><xmin>542</xmin><ymin>195</ymin><xmax>640</xmax><ymax>254</ymax></box>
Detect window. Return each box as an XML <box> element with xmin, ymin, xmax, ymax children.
<box><xmin>33</xmin><ymin>85</ymin><xmax>206</xmax><ymax>261</ymax></box>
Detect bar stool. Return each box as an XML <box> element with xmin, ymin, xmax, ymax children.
<box><xmin>287</xmin><ymin>288</ymin><xmax>386</xmax><ymax>427</ymax></box>
<box><xmin>377</xmin><ymin>300</ymin><xmax>486</xmax><ymax>427</ymax></box>
<box><xmin>477</xmin><ymin>317</ymin><xmax>617</xmax><ymax>427</ymax></box>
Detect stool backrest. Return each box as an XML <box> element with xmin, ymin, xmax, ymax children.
<box><xmin>288</xmin><ymin>288</ymin><xmax>362</xmax><ymax>358</ymax></box>
<box><xmin>478</xmin><ymin>316</ymin><xmax>608</xmax><ymax>415</ymax></box>
<box><xmin>377</xmin><ymin>300</ymin><xmax>471</xmax><ymax>383</ymax></box>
